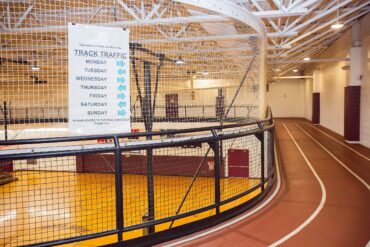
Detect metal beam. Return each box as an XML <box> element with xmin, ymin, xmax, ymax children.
<box><xmin>0</xmin><ymin>45</ymin><xmax>290</xmax><ymax>55</ymax></box>
<box><xmin>285</xmin><ymin>2</ymin><xmax>369</xmax><ymax>46</ymax></box>
<box><xmin>14</xmin><ymin>4</ymin><xmax>33</xmax><ymax>28</ymax></box>
<box><xmin>289</xmin><ymin>0</ymin><xmax>352</xmax><ymax>33</ymax></box>
<box><xmin>252</xmin><ymin>8</ymin><xmax>308</xmax><ymax>18</ymax></box>
<box><xmin>270</xmin><ymin>58</ymin><xmax>349</xmax><ymax>64</ymax></box>
<box><xmin>0</xmin><ymin>14</ymin><xmax>228</xmax><ymax>33</ymax></box>
<box><xmin>274</xmin><ymin>76</ymin><xmax>313</xmax><ymax>79</ymax></box>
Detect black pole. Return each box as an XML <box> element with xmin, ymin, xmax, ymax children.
<box><xmin>144</xmin><ymin>61</ymin><xmax>155</xmax><ymax>234</ymax></box>
<box><xmin>168</xmin><ymin>146</ymin><xmax>211</xmax><ymax>229</ymax></box>
<box><xmin>260</xmin><ymin>133</ymin><xmax>265</xmax><ymax>191</ymax></box>
<box><xmin>152</xmin><ymin>57</ymin><xmax>163</xmax><ymax>117</ymax></box>
<box><xmin>131</xmin><ymin>48</ymin><xmax>145</xmax><ymax>121</ymax></box>
<box><xmin>211</xmin><ymin>130</ymin><xmax>221</xmax><ymax>214</ymax></box>
<box><xmin>113</xmin><ymin>137</ymin><xmax>124</xmax><ymax>241</ymax></box>
<box><xmin>220</xmin><ymin>41</ymin><xmax>258</xmax><ymax>126</ymax></box>
<box><xmin>4</xmin><ymin>101</ymin><xmax>8</xmax><ymax>141</ymax></box>
<box><xmin>271</xmin><ymin>127</ymin><xmax>275</xmax><ymax>177</ymax></box>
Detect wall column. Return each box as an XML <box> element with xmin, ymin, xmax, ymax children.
<box><xmin>312</xmin><ymin>70</ymin><xmax>321</xmax><ymax>124</ymax></box>
<box><xmin>344</xmin><ymin>47</ymin><xmax>362</xmax><ymax>142</ymax></box>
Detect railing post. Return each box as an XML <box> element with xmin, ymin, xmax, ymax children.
<box><xmin>146</xmin><ymin>147</ymin><xmax>155</xmax><ymax>233</ymax></box>
<box><xmin>271</xmin><ymin>127</ymin><xmax>275</xmax><ymax>173</ymax></box>
<box><xmin>211</xmin><ymin>130</ymin><xmax>221</xmax><ymax>214</ymax></box>
<box><xmin>144</xmin><ymin>60</ymin><xmax>155</xmax><ymax>234</ymax></box>
<box><xmin>113</xmin><ymin>137</ymin><xmax>124</xmax><ymax>241</ymax></box>
<box><xmin>3</xmin><ymin>101</ymin><xmax>8</xmax><ymax>141</ymax></box>
<box><xmin>260</xmin><ymin>133</ymin><xmax>265</xmax><ymax>191</ymax></box>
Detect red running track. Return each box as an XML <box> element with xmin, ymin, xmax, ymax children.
<box><xmin>160</xmin><ymin>119</ymin><xmax>370</xmax><ymax>247</ymax></box>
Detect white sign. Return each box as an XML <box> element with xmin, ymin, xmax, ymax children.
<box><xmin>68</xmin><ymin>23</ymin><xmax>131</xmax><ymax>135</ymax></box>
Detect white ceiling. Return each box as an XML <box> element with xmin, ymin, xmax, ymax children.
<box><xmin>230</xmin><ymin>0</ymin><xmax>370</xmax><ymax>77</ymax></box>
<box><xmin>0</xmin><ymin>0</ymin><xmax>369</xmax><ymax>81</ymax></box>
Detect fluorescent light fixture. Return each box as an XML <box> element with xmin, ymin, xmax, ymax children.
<box><xmin>175</xmin><ymin>56</ymin><xmax>185</xmax><ymax>65</ymax></box>
<box><xmin>31</xmin><ymin>65</ymin><xmax>40</xmax><ymax>71</ymax></box>
<box><xmin>274</xmin><ymin>68</ymin><xmax>281</xmax><ymax>72</ymax></box>
<box><xmin>331</xmin><ymin>22</ymin><xmax>344</xmax><ymax>29</ymax></box>
<box><xmin>303</xmin><ymin>57</ymin><xmax>311</xmax><ymax>61</ymax></box>
<box><xmin>331</xmin><ymin>1</ymin><xmax>344</xmax><ymax>30</ymax></box>
<box><xmin>293</xmin><ymin>69</ymin><xmax>299</xmax><ymax>72</ymax></box>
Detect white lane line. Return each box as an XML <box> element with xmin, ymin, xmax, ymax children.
<box><xmin>268</xmin><ymin>123</ymin><xmax>327</xmax><ymax>247</ymax></box>
<box><xmin>164</xmin><ymin>145</ymin><xmax>282</xmax><ymax>247</ymax></box>
<box><xmin>302</xmin><ymin>122</ymin><xmax>370</xmax><ymax>162</ymax></box>
<box><xmin>296</xmin><ymin>123</ymin><xmax>370</xmax><ymax>191</ymax></box>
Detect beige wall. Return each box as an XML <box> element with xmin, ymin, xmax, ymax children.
<box><xmin>304</xmin><ymin>13</ymin><xmax>370</xmax><ymax>147</ymax></box>
<box><xmin>360</xmin><ymin>18</ymin><xmax>370</xmax><ymax>147</ymax></box>
<box><xmin>266</xmin><ymin>79</ymin><xmax>305</xmax><ymax>118</ymax></box>
<box><xmin>320</xmin><ymin>61</ymin><xmax>348</xmax><ymax>135</ymax></box>
<box><xmin>304</xmin><ymin>79</ymin><xmax>313</xmax><ymax>120</ymax></box>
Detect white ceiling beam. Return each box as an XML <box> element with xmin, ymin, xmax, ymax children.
<box><xmin>0</xmin><ymin>44</ymin><xmax>290</xmax><ymax>54</ymax></box>
<box><xmin>282</xmin><ymin>30</ymin><xmax>338</xmax><ymax>56</ymax></box>
<box><xmin>6</xmin><ymin>4</ymin><xmax>11</xmax><ymax>29</ymax></box>
<box><xmin>0</xmin><ymin>14</ymin><xmax>228</xmax><ymax>33</ymax></box>
<box><xmin>268</xmin><ymin>31</ymin><xmax>297</xmax><ymax>38</ymax></box>
<box><xmin>272</xmin><ymin>0</ymin><xmax>287</xmax><ymax>12</ymax></box>
<box><xmin>0</xmin><ymin>0</ymin><xmax>31</xmax><ymax>3</ymax></box>
<box><xmin>289</xmin><ymin>0</ymin><xmax>352</xmax><ymax>33</ymax></box>
<box><xmin>252</xmin><ymin>8</ymin><xmax>308</xmax><ymax>18</ymax></box>
<box><xmin>13</xmin><ymin>4</ymin><xmax>33</xmax><ymax>28</ymax></box>
<box><xmin>250</xmin><ymin>0</ymin><xmax>279</xmax><ymax>32</ymax></box>
<box><xmin>145</xmin><ymin>4</ymin><xmax>161</xmax><ymax>20</ymax></box>
<box><xmin>283</xmin><ymin>33</ymin><xmax>341</xmax><ymax>59</ymax></box>
<box><xmin>273</xmin><ymin>76</ymin><xmax>313</xmax><ymax>79</ymax></box>
<box><xmin>284</xmin><ymin>2</ymin><xmax>369</xmax><ymax>47</ymax></box>
<box><xmin>87</xmin><ymin>5</ymin><xmax>104</xmax><ymax>24</ymax></box>
<box><xmin>290</xmin><ymin>0</ymin><xmax>320</xmax><ymax>11</ymax></box>
<box><xmin>283</xmin><ymin>0</ymin><xmax>324</xmax><ymax>32</ymax></box>
<box><xmin>136</xmin><ymin>32</ymin><xmax>295</xmax><ymax>44</ymax></box>
<box><xmin>270</xmin><ymin>58</ymin><xmax>349</xmax><ymax>64</ymax></box>
<box><xmin>116</xmin><ymin>0</ymin><xmax>141</xmax><ymax>21</ymax></box>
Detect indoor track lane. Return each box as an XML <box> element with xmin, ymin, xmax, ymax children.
<box><xmin>160</xmin><ymin>119</ymin><xmax>370</xmax><ymax>247</ymax></box>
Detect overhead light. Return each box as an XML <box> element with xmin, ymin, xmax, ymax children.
<box><xmin>303</xmin><ymin>57</ymin><xmax>311</xmax><ymax>61</ymax></box>
<box><xmin>274</xmin><ymin>68</ymin><xmax>281</xmax><ymax>72</ymax></box>
<box><xmin>331</xmin><ymin>0</ymin><xmax>344</xmax><ymax>29</ymax></box>
<box><xmin>175</xmin><ymin>56</ymin><xmax>185</xmax><ymax>65</ymax></box>
<box><xmin>331</xmin><ymin>21</ymin><xmax>344</xmax><ymax>29</ymax></box>
<box><xmin>31</xmin><ymin>63</ymin><xmax>40</xmax><ymax>71</ymax></box>
<box><xmin>201</xmin><ymin>71</ymin><xmax>209</xmax><ymax>75</ymax></box>
<box><xmin>293</xmin><ymin>69</ymin><xmax>299</xmax><ymax>72</ymax></box>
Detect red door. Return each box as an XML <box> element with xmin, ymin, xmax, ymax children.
<box><xmin>0</xmin><ymin>160</ymin><xmax>13</xmax><ymax>172</ymax></box>
<box><xmin>165</xmin><ymin>94</ymin><xmax>179</xmax><ymax>118</ymax></box>
<box><xmin>228</xmin><ymin>149</ymin><xmax>249</xmax><ymax>177</ymax></box>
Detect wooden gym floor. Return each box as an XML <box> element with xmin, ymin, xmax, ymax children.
<box><xmin>0</xmin><ymin>171</ymin><xmax>261</xmax><ymax>246</ymax></box>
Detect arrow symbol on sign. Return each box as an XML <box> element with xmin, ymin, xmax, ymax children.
<box><xmin>117</xmin><ymin>85</ymin><xmax>126</xmax><ymax>91</ymax></box>
<box><xmin>117</xmin><ymin>69</ymin><xmax>126</xmax><ymax>75</ymax></box>
<box><xmin>116</xmin><ymin>60</ymin><xmax>125</xmax><ymax>67</ymax></box>
<box><xmin>117</xmin><ymin>93</ymin><xmax>126</xmax><ymax>100</ymax></box>
<box><xmin>117</xmin><ymin>77</ymin><xmax>125</xmax><ymax>83</ymax></box>
<box><xmin>118</xmin><ymin>109</ymin><xmax>126</xmax><ymax>116</ymax></box>
<box><xmin>118</xmin><ymin>101</ymin><xmax>127</xmax><ymax>108</ymax></box>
